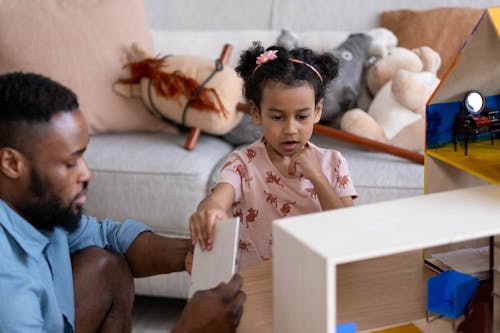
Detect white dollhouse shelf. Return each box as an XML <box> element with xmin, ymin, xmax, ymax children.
<box><xmin>272</xmin><ymin>184</ymin><xmax>500</xmax><ymax>333</ymax></box>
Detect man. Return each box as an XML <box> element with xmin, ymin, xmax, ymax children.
<box><xmin>0</xmin><ymin>72</ymin><xmax>245</xmax><ymax>332</ymax></box>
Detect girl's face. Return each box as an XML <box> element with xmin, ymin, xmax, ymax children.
<box><xmin>251</xmin><ymin>80</ymin><xmax>322</xmax><ymax>160</ymax></box>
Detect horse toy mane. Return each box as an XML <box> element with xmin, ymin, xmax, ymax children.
<box><xmin>118</xmin><ymin>57</ymin><xmax>228</xmax><ymax>118</ymax></box>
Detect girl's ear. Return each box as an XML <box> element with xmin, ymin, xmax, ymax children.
<box><xmin>0</xmin><ymin>148</ymin><xmax>25</xmax><ymax>179</ymax></box>
<box><xmin>314</xmin><ymin>99</ymin><xmax>323</xmax><ymax>124</ymax></box>
<box><xmin>249</xmin><ymin>102</ymin><xmax>262</xmax><ymax>125</ymax></box>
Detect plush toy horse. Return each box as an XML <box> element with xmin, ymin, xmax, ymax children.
<box><xmin>114</xmin><ymin>42</ymin><xmax>243</xmax><ymax>149</ymax></box>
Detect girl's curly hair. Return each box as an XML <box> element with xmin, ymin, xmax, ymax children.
<box><xmin>235</xmin><ymin>42</ymin><xmax>339</xmax><ymax>108</ymax></box>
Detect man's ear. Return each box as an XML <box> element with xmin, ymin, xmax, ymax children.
<box><xmin>249</xmin><ymin>102</ymin><xmax>262</xmax><ymax>125</ymax></box>
<box><xmin>314</xmin><ymin>99</ymin><xmax>324</xmax><ymax>124</ymax></box>
<box><xmin>0</xmin><ymin>148</ymin><xmax>25</xmax><ymax>179</ymax></box>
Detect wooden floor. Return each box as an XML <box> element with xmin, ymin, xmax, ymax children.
<box><xmin>360</xmin><ymin>318</ymin><xmax>458</xmax><ymax>333</ymax></box>
<box><xmin>131</xmin><ymin>295</ymin><xmax>457</xmax><ymax>333</ymax></box>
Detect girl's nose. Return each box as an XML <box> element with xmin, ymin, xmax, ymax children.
<box><xmin>284</xmin><ymin>120</ymin><xmax>297</xmax><ymax>135</ymax></box>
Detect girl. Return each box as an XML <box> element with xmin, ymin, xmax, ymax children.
<box><xmin>190</xmin><ymin>43</ymin><xmax>357</xmax><ymax>271</ymax></box>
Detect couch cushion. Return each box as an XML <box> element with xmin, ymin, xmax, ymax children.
<box><xmin>84</xmin><ymin>133</ymin><xmax>233</xmax><ymax>237</ymax></box>
<box><xmin>311</xmin><ymin>135</ymin><xmax>424</xmax><ymax>205</ymax></box>
<box><xmin>0</xmin><ymin>0</ymin><xmax>175</xmax><ymax>135</ymax></box>
<box><xmin>380</xmin><ymin>7</ymin><xmax>484</xmax><ymax>78</ymax></box>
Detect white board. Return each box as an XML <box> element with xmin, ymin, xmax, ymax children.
<box><xmin>188</xmin><ymin>217</ymin><xmax>240</xmax><ymax>298</ymax></box>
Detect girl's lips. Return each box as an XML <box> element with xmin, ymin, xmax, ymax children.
<box><xmin>281</xmin><ymin>141</ymin><xmax>299</xmax><ymax>151</ymax></box>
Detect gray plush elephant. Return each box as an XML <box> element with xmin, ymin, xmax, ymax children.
<box><xmin>277</xmin><ymin>30</ymin><xmax>373</xmax><ymax>127</ymax></box>
<box><xmin>323</xmin><ymin>33</ymin><xmax>373</xmax><ymax>125</ymax></box>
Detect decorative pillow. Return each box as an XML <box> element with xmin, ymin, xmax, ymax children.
<box><xmin>0</xmin><ymin>0</ymin><xmax>176</xmax><ymax>135</ymax></box>
<box><xmin>380</xmin><ymin>7</ymin><xmax>484</xmax><ymax>78</ymax></box>
<box><xmin>114</xmin><ymin>43</ymin><xmax>244</xmax><ymax>136</ymax></box>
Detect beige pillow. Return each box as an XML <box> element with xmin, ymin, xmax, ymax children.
<box><xmin>0</xmin><ymin>0</ymin><xmax>176</xmax><ymax>135</ymax></box>
<box><xmin>381</xmin><ymin>7</ymin><xmax>484</xmax><ymax>78</ymax></box>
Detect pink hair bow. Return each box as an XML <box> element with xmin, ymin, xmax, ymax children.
<box><xmin>256</xmin><ymin>50</ymin><xmax>278</xmax><ymax>65</ymax></box>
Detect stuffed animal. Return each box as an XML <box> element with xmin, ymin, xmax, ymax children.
<box><xmin>365</xmin><ymin>46</ymin><xmax>441</xmax><ymax>97</ymax></box>
<box><xmin>340</xmin><ymin>46</ymin><xmax>441</xmax><ymax>152</ymax></box>
<box><xmin>322</xmin><ymin>33</ymin><xmax>373</xmax><ymax>123</ymax></box>
<box><xmin>114</xmin><ymin>42</ymin><xmax>244</xmax><ymax>136</ymax></box>
<box><xmin>276</xmin><ymin>28</ymin><xmax>299</xmax><ymax>50</ymax></box>
<box><xmin>365</xmin><ymin>27</ymin><xmax>398</xmax><ymax>58</ymax></box>
<box><xmin>277</xmin><ymin>30</ymin><xmax>373</xmax><ymax>124</ymax></box>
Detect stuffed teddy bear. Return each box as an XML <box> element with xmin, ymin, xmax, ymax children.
<box><xmin>340</xmin><ymin>46</ymin><xmax>441</xmax><ymax>152</ymax></box>
<box><xmin>365</xmin><ymin>46</ymin><xmax>442</xmax><ymax>97</ymax></box>
<box><xmin>114</xmin><ymin>42</ymin><xmax>244</xmax><ymax>136</ymax></box>
<box><xmin>364</xmin><ymin>27</ymin><xmax>398</xmax><ymax>58</ymax></box>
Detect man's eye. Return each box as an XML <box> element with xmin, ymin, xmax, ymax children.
<box><xmin>297</xmin><ymin>115</ymin><xmax>309</xmax><ymax>120</ymax></box>
<box><xmin>66</xmin><ymin>161</ymin><xmax>77</xmax><ymax>168</ymax></box>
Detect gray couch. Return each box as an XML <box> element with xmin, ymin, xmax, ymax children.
<box><xmin>84</xmin><ymin>0</ymin><xmax>496</xmax><ymax>299</ymax></box>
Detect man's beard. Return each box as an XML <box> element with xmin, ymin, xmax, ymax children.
<box><xmin>20</xmin><ymin>169</ymin><xmax>85</xmax><ymax>232</ymax></box>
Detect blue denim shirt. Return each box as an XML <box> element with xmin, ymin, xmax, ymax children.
<box><xmin>0</xmin><ymin>199</ymin><xmax>151</xmax><ymax>333</ymax></box>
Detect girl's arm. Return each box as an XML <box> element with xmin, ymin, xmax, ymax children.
<box><xmin>290</xmin><ymin>146</ymin><xmax>354</xmax><ymax>210</ymax></box>
<box><xmin>189</xmin><ymin>182</ymin><xmax>235</xmax><ymax>250</ymax></box>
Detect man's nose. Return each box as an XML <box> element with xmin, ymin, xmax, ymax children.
<box><xmin>79</xmin><ymin>159</ymin><xmax>92</xmax><ymax>183</ymax></box>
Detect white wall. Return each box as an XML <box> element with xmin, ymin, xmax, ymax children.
<box><xmin>145</xmin><ymin>0</ymin><xmax>498</xmax><ymax>31</ymax></box>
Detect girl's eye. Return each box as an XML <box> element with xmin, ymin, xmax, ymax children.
<box><xmin>271</xmin><ymin>115</ymin><xmax>282</xmax><ymax>121</ymax></box>
<box><xmin>297</xmin><ymin>115</ymin><xmax>309</xmax><ymax>120</ymax></box>
<box><xmin>66</xmin><ymin>160</ymin><xmax>77</xmax><ymax>168</ymax></box>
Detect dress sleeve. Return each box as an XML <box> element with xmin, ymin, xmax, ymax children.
<box><xmin>217</xmin><ymin>151</ymin><xmax>245</xmax><ymax>203</ymax></box>
<box><xmin>333</xmin><ymin>152</ymin><xmax>358</xmax><ymax>199</ymax></box>
<box><xmin>68</xmin><ymin>216</ymin><xmax>152</xmax><ymax>255</ymax></box>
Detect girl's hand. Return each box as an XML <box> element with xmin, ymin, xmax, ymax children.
<box><xmin>189</xmin><ymin>207</ymin><xmax>228</xmax><ymax>251</ymax></box>
<box><xmin>288</xmin><ymin>144</ymin><xmax>324</xmax><ymax>182</ymax></box>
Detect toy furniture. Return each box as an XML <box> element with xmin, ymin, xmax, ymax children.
<box><xmin>425</xmin><ymin>9</ymin><xmax>500</xmax><ymax>330</ymax></box>
<box><xmin>336</xmin><ymin>322</ymin><xmax>356</xmax><ymax>333</ymax></box>
<box><xmin>456</xmin><ymin>282</ymin><xmax>491</xmax><ymax>333</ymax></box>
<box><xmin>271</xmin><ymin>184</ymin><xmax>500</xmax><ymax>332</ymax></box>
<box><xmin>426</xmin><ymin>270</ymin><xmax>479</xmax><ymax>330</ymax></box>
<box><xmin>452</xmin><ymin>90</ymin><xmax>500</xmax><ymax>156</ymax></box>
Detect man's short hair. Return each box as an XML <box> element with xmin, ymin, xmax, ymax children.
<box><xmin>0</xmin><ymin>72</ymin><xmax>79</xmax><ymax>150</ymax></box>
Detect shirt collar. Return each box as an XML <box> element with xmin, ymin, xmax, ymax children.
<box><xmin>0</xmin><ymin>199</ymin><xmax>50</xmax><ymax>257</ymax></box>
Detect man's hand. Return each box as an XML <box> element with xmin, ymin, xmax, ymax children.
<box><xmin>172</xmin><ymin>274</ymin><xmax>246</xmax><ymax>333</ymax></box>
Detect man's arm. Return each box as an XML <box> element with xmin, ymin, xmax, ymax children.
<box><xmin>124</xmin><ymin>231</ymin><xmax>190</xmax><ymax>277</ymax></box>
<box><xmin>69</xmin><ymin>216</ymin><xmax>190</xmax><ymax>277</ymax></box>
